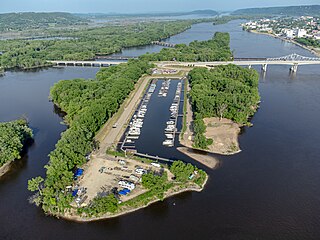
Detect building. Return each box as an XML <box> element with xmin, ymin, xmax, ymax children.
<box><xmin>297</xmin><ymin>29</ymin><xmax>307</xmax><ymax>38</ymax></box>
<box><xmin>284</xmin><ymin>29</ymin><xmax>295</xmax><ymax>39</ymax></box>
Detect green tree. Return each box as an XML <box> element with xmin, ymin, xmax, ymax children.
<box><xmin>28</xmin><ymin>177</ymin><xmax>44</xmax><ymax>195</ymax></box>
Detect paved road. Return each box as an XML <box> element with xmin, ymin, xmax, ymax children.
<box><xmin>97</xmin><ymin>75</ymin><xmax>152</xmax><ymax>156</ymax></box>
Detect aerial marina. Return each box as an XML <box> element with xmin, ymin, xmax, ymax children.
<box><xmin>121</xmin><ymin>78</ymin><xmax>184</xmax><ymax>155</ymax></box>
<box><xmin>163</xmin><ymin>81</ymin><xmax>183</xmax><ymax>147</ymax></box>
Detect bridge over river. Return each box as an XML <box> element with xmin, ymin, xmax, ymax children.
<box><xmin>50</xmin><ymin>54</ymin><xmax>320</xmax><ymax>73</ymax></box>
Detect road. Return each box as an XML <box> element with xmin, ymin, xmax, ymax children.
<box><xmin>96</xmin><ymin>75</ymin><xmax>152</xmax><ymax>156</ymax></box>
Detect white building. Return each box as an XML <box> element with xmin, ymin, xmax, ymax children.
<box><xmin>284</xmin><ymin>29</ymin><xmax>295</xmax><ymax>39</ymax></box>
<box><xmin>297</xmin><ymin>29</ymin><xmax>307</xmax><ymax>38</ymax></box>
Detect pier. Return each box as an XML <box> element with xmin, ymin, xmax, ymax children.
<box><xmin>134</xmin><ymin>152</ymin><xmax>174</xmax><ymax>163</ymax></box>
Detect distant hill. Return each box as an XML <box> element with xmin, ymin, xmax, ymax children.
<box><xmin>0</xmin><ymin>12</ymin><xmax>88</xmax><ymax>32</ymax></box>
<box><xmin>76</xmin><ymin>10</ymin><xmax>218</xmax><ymax>18</ymax></box>
<box><xmin>232</xmin><ymin>5</ymin><xmax>320</xmax><ymax>16</ymax></box>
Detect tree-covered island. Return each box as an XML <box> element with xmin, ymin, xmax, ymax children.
<box><xmin>27</xmin><ymin>27</ymin><xmax>260</xmax><ymax>219</ymax></box>
<box><xmin>0</xmin><ymin>119</ymin><xmax>33</xmax><ymax>177</ymax></box>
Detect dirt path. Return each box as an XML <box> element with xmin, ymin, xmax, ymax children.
<box><xmin>180</xmin><ymin>80</ymin><xmax>194</xmax><ymax>147</ymax></box>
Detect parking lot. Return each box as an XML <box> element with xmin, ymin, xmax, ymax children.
<box><xmin>71</xmin><ymin>155</ymin><xmax>171</xmax><ymax>207</ymax></box>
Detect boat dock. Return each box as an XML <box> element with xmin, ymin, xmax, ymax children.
<box><xmin>121</xmin><ymin>79</ymin><xmax>157</xmax><ymax>150</ymax></box>
<box><xmin>162</xmin><ymin>80</ymin><xmax>183</xmax><ymax>147</ymax></box>
<box><xmin>120</xmin><ymin>78</ymin><xmax>185</xmax><ymax>164</ymax></box>
<box><xmin>134</xmin><ymin>152</ymin><xmax>174</xmax><ymax>163</ymax></box>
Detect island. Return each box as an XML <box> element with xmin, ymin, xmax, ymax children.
<box><xmin>27</xmin><ymin>30</ymin><xmax>261</xmax><ymax>220</ymax></box>
<box><xmin>0</xmin><ymin>119</ymin><xmax>33</xmax><ymax>177</ymax></box>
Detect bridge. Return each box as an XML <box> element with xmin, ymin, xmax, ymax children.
<box><xmin>151</xmin><ymin>41</ymin><xmax>176</xmax><ymax>48</ymax></box>
<box><xmin>159</xmin><ymin>54</ymin><xmax>320</xmax><ymax>73</ymax></box>
<box><xmin>49</xmin><ymin>54</ymin><xmax>320</xmax><ymax>73</ymax></box>
<box><xmin>95</xmin><ymin>55</ymin><xmax>137</xmax><ymax>60</ymax></box>
<box><xmin>50</xmin><ymin>60</ymin><xmax>125</xmax><ymax>67</ymax></box>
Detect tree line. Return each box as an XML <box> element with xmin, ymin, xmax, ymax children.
<box><xmin>188</xmin><ymin>65</ymin><xmax>260</xmax><ymax>149</ymax></box>
<box><xmin>0</xmin><ymin>20</ymin><xmax>198</xmax><ymax>70</ymax></box>
<box><xmin>0</xmin><ymin>12</ymin><xmax>88</xmax><ymax>32</ymax></box>
<box><xmin>28</xmin><ymin>59</ymin><xmax>151</xmax><ymax>214</ymax></box>
<box><xmin>76</xmin><ymin>160</ymin><xmax>206</xmax><ymax>218</ymax></box>
<box><xmin>0</xmin><ymin>119</ymin><xmax>33</xmax><ymax>167</ymax></box>
<box><xmin>140</xmin><ymin>32</ymin><xmax>233</xmax><ymax>62</ymax></box>
<box><xmin>295</xmin><ymin>37</ymin><xmax>320</xmax><ymax>48</ymax></box>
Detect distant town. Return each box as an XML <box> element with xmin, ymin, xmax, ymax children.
<box><xmin>243</xmin><ymin>16</ymin><xmax>320</xmax><ymax>40</ymax></box>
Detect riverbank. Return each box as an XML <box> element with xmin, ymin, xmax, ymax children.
<box><xmin>177</xmin><ymin>147</ymin><xmax>220</xmax><ymax>169</ymax></box>
<box><xmin>58</xmin><ymin>156</ymin><xmax>208</xmax><ymax>222</ymax></box>
<box><xmin>249</xmin><ymin>30</ymin><xmax>320</xmax><ymax>57</ymax></box>
<box><xmin>55</xmin><ymin>153</ymin><xmax>208</xmax><ymax>222</ymax></box>
<box><xmin>60</xmin><ymin>174</ymin><xmax>207</xmax><ymax>223</ymax></box>
<box><xmin>179</xmin><ymin>81</ymin><xmax>240</xmax><ymax>166</ymax></box>
<box><xmin>0</xmin><ymin>119</ymin><xmax>33</xmax><ymax>178</ymax></box>
<box><xmin>0</xmin><ymin>161</ymin><xmax>12</xmax><ymax>178</ymax></box>
<box><xmin>180</xmin><ymin>117</ymin><xmax>242</xmax><ymax>158</ymax></box>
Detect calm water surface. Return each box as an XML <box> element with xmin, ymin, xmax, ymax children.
<box><xmin>1</xmin><ymin>20</ymin><xmax>320</xmax><ymax>240</ymax></box>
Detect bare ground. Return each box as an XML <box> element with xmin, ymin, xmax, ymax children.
<box><xmin>177</xmin><ymin>147</ymin><xmax>220</xmax><ymax>169</ymax></box>
<box><xmin>0</xmin><ymin>161</ymin><xmax>12</xmax><ymax>178</ymax></box>
<box><xmin>178</xmin><ymin>81</ymin><xmax>221</xmax><ymax>168</ymax></box>
<box><xmin>203</xmin><ymin>117</ymin><xmax>241</xmax><ymax>155</ymax></box>
<box><xmin>73</xmin><ymin>154</ymin><xmax>173</xmax><ymax>207</ymax></box>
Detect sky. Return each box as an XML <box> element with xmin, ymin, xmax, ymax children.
<box><xmin>1</xmin><ymin>0</ymin><xmax>320</xmax><ymax>13</ymax></box>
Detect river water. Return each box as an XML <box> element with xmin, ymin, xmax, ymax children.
<box><xmin>1</xmin><ymin>20</ymin><xmax>320</xmax><ymax>240</ymax></box>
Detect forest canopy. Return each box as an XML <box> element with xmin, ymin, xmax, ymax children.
<box><xmin>0</xmin><ymin>20</ymin><xmax>197</xmax><ymax>70</ymax></box>
<box><xmin>140</xmin><ymin>32</ymin><xmax>233</xmax><ymax>62</ymax></box>
<box><xmin>188</xmin><ymin>65</ymin><xmax>260</xmax><ymax>149</ymax></box>
<box><xmin>0</xmin><ymin>119</ymin><xmax>33</xmax><ymax>167</ymax></box>
<box><xmin>35</xmin><ymin>59</ymin><xmax>151</xmax><ymax>213</ymax></box>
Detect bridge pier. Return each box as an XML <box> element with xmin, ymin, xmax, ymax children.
<box><xmin>290</xmin><ymin>63</ymin><xmax>298</xmax><ymax>73</ymax></box>
<box><xmin>261</xmin><ymin>64</ymin><xmax>268</xmax><ymax>72</ymax></box>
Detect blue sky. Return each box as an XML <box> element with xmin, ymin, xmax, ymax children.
<box><xmin>1</xmin><ymin>0</ymin><xmax>319</xmax><ymax>13</ymax></box>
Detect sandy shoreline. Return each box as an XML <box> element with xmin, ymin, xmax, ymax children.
<box><xmin>177</xmin><ymin>147</ymin><xmax>220</xmax><ymax>169</ymax></box>
<box><xmin>179</xmin><ymin>80</ymin><xmax>241</xmax><ymax>167</ymax></box>
<box><xmin>58</xmin><ymin>176</ymin><xmax>208</xmax><ymax>223</ymax></box>
<box><xmin>0</xmin><ymin>161</ymin><xmax>13</xmax><ymax>178</ymax></box>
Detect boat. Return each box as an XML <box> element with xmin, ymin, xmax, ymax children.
<box><xmin>163</xmin><ymin>139</ymin><xmax>174</xmax><ymax>146</ymax></box>
<box><xmin>127</xmin><ymin>135</ymin><xmax>139</xmax><ymax>140</ymax></box>
<box><xmin>165</xmin><ymin>134</ymin><xmax>174</xmax><ymax>139</ymax></box>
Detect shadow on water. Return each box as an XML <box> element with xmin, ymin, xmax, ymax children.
<box><xmin>0</xmin><ymin>137</ymin><xmax>34</xmax><ymax>182</ymax></box>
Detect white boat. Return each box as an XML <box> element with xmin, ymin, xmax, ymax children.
<box><xmin>127</xmin><ymin>135</ymin><xmax>139</xmax><ymax>139</ymax></box>
<box><xmin>163</xmin><ymin>140</ymin><xmax>174</xmax><ymax>146</ymax></box>
<box><xmin>167</xmin><ymin>121</ymin><xmax>174</xmax><ymax>125</ymax></box>
<box><xmin>165</xmin><ymin>134</ymin><xmax>174</xmax><ymax>139</ymax></box>
<box><xmin>129</xmin><ymin>128</ymin><xmax>140</xmax><ymax>135</ymax></box>
<box><xmin>165</xmin><ymin>128</ymin><xmax>175</xmax><ymax>132</ymax></box>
